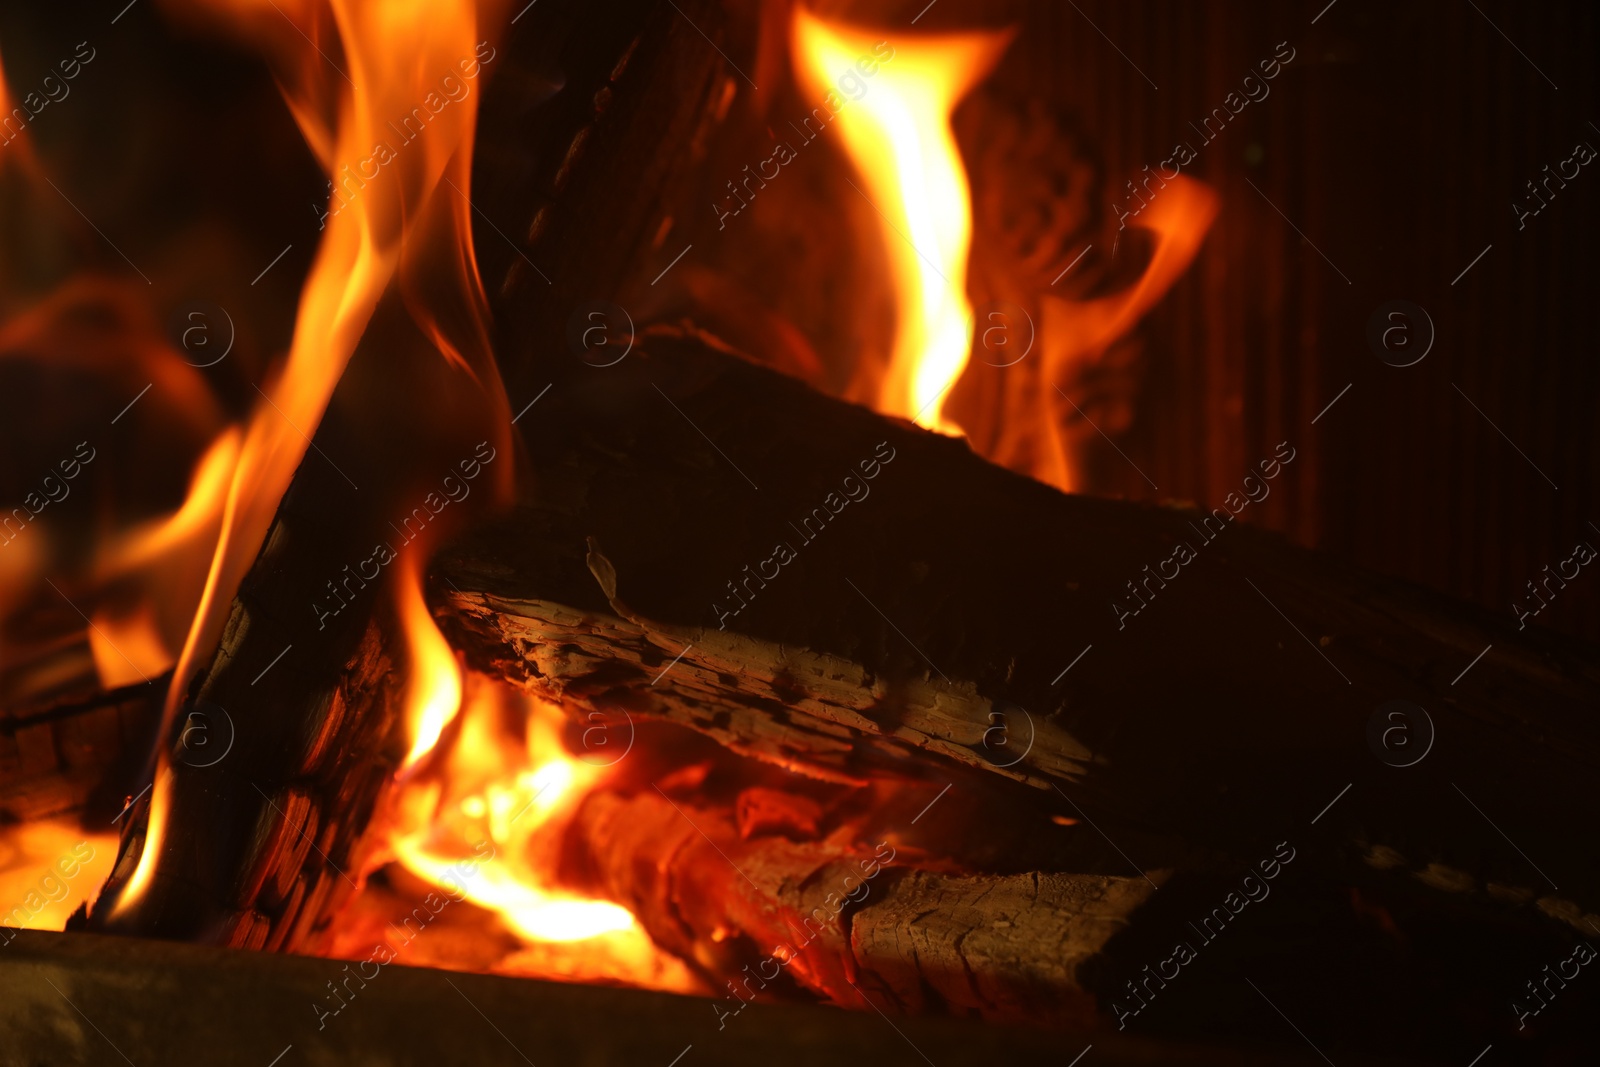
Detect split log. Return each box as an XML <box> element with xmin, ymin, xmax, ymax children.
<box><xmin>568</xmin><ymin>784</ymin><xmax>1155</xmax><ymax>1029</ymax></box>
<box><xmin>436</xmin><ymin>323</ymin><xmax>1600</xmax><ymax>907</ymax></box>
<box><xmin>424</xmin><ymin>324</ymin><xmax>1600</xmax><ymax>1053</ymax></box>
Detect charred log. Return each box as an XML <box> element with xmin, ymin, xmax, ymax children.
<box><xmin>0</xmin><ymin>677</ymin><xmax>161</xmax><ymax>828</ymax></box>
<box><xmin>422</xmin><ymin>322</ymin><xmax>1600</xmax><ymax>1050</ymax></box>
<box><xmin>436</xmin><ymin>325</ymin><xmax>1600</xmax><ymax>917</ymax></box>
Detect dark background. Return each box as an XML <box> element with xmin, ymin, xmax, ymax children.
<box><xmin>995</xmin><ymin>0</ymin><xmax>1599</xmax><ymax>642</ymax></box>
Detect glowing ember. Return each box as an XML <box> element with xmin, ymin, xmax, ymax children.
<box><xmin>0</xmin><ymin>818</ymin><xmax>116</xmax><ymax>935</ymax></box>
<box><xmin>791</xmin><ymin>8</ymin><xmax>1013</xmax><ymax>436</ymax></box>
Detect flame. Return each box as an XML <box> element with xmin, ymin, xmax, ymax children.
<box><xmin>85</xmin><ymin>607</ymin><xmax>167</xmax><ymax>690</ymax></box>
<box><xmin>0</xmin><ymin>44</ymin><xmax>45</xmax><ymax>185</ymax></box>
<box><xmin>96</xmin><ymin>431</ymin><xmax>243</xmax><ymax>581</ymax></box>
<box><xmin>86</xmin><ymin>430</ymin><xmax>243</xmax><ymax>689</ymax></box>
<box><xmin>361</xmin><ymin>672</ymin><xmax>692</xmax><ymax>987</ymax></box>
<box><xmin>116</xmin><ymin>0</ymin><xmax>508</xmax><ymax>914</ymax></box>
<box><xmin>163</xmin><ymin>0</ymin><xmax>674</xmax><ymax>981</ymax></box>
<box><xmin>791</xmin><ymin>8</ymin><xmax>1012</xmax><ymax>435</ymax></box>
<box><xmin>114</xmin><ymin>764</ymin><xmax>171</xmax><ymax>912</ymax></box>
<box><xmin>0</xmin><ymin>282</ymin><xmax>244</xmax><ymax>722</ymax></box>
<box><xmin>396</xmin><ymin>558</ymin><xmax>462</xmax><ymax>771</ymax></box>
<box><xmin>0</xmin><ymin>817</ymin><xmax>117</xmax><ymax>933</ymax></box>
<box><xmin>788</xmin><ymin>8</ymin><xmax>1215</xmax><ymax>493</ymax></box>
<box><xmin>1025</xmin><ymin>178</ymin><xmax>1217</xmax><ymax>491</ymax></box>
<box><xmin>158</xmin><ymin>0</ymin><xmax>502</xmax><ymax>731</ymax></box>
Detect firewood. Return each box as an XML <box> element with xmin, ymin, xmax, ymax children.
<box><xmin>435</xmin><ymin>323</ymin><xmax>1600</xmax><ymax>916</ymax></box>
<box><xmin>0</xmin><ymin>677</ymin><xmax>161</xmax><ymax>826</ymax></box>
<box><xmin>425</xmin><ymin>322</ymin><xmax>1600</xmax><ymax>1050</ymax></box>
<box><xmin>567</xmin><ymin>786</ymin><xmax>1156</xmax><ymax>1028</ymax></box>
<box><xmin>78</xmin><ymin>216</ymin><xmax>1600</xmax><ymax>1058</ymax></box>
<box><xmin>4</xmin><ymin>927</ymin><xmax>1319</xmax><ymax>1067</ymax></box>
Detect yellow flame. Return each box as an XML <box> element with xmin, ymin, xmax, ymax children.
<box><xmin>384</xmin><ymin>675</ymin><xmax>670</xmax><ymax>962</ymax></box>
<box><xmin>102</xmin><ymin>431</ymin><xmax>243</xmax><ymax>576</ymax></box>
<box><xmin>86</xmin><ymin>607</ymin><xmax>167</xmax><ymax>690</ymax></box>
<box><xmin>396</xmin><ymin>558</ymin><xmax>462</xmax><ymax>770</ymax></box>
<box><xmin>792</xmin><ymin>8</ymin><xmax>1012</xmax><ymax>435</ymax></box>
<box><xmin>86</xmin><ymin>430</ymin><xmax>244</xmax><ymax>688</ymax></box>
<box><xmin>112</xmin><ymin>764</ymin><xmax>170</xmax><ymax>917</ymax></box>
<box><xmin>0</xmin><ymin>818</ymin><xmax>117</xmax><ymax>932</ymax></box>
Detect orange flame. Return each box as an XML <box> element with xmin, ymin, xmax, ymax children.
<box><xmin>87</xmin><ymin>430</ymin><xmax>243</xmax><ymax>689</ymax></box>
<box><xmin>0</xmin><ymin>276</ymin><xmax>237</xmax><ymax>710</ymax></box>
<box><xmin>790</xmin><ymin>8</ymin><xmax>1215</xmax><ymax>493</ymax></box>
<box><xmin>115</xmin><ymin>764</ymin><xmax>171</xmax><ymax>912</ymax></box>
<box><xmin>791</xmin><ymin>8</ymin><xmax>1012</xmax><ymax>435</ymax></box>
<box><xmin>39</xmin><ymin>0</ymin><xmax>613</xmax><ymax>968</ymax></box>
<box><xmin>366</xmin><ymin>672</ymin><xmax>694</xmax><ymax>987</ymax></box>
<box><xmin>158</xmin><ymin>0</ymin><xmax>503</xmax><ymax>729</ymax></box>
<box><xmin>396</xmin><ymin>558</ymin><xmax>464</xmax><ymax>772</ymax></box>
<box><xmin>117</xmin><ymin>0</ymin><xmax>508</xmax><ymax>915</ymax></box>
<box><xmin>1025</xmin><ymin>178</ymin><xmax>1217</xmax><ymax>491</ymax></box>
<box><xmin>0</xmin><ymin>818</ymin><xmax>117</xmax><ymax>933</ymax></box>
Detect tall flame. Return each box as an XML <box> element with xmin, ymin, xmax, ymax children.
<box><xmin>789</xmin><ymin>8</ymin><xmax>1215</xmax><ymax>493</ymax></box>
<box><xmin>791</xmin><ymin>8</ymin><xmax>1012</xmax><ymax>435</ymax></box>
<box><xmin>396</xmin><ymin>559</ymin><xmax>463</xmax><ymax>771</ymax></box>
<box><xmin>118</xmin><ymin>0</ymin><xmax>507</xmax><ymax>914</ymax></box>
<box><xmin>159</xmin><ymin>0</ymin><xmax>501</xmax><ymax>726</ymax></box>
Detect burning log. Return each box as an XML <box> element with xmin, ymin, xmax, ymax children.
<box><xmin>420</xmin><ymin>323</ymin><xmax>1600</xmax><ymax>1044</ymax></box>
<box><xmin>89</xmin><ymin>303</ymin><xmax>1600</xmax><ymax>1044</ymax></box>
<box><xmin>435</xmin><ymin>324</ymin><xmax>1600</xmax><ymax>900</ymax></box>
<box><xmin>86</xmin><ymin>0</ymin><xmax>735</xmax><ymax>947</ymax></box>
<box><xmin>567</xmin><ymin>784</ymin><xmax>1155</xmax><ymax>1028</ymax></box>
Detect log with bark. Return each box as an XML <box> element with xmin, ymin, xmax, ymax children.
<box><xmin>437</xmin><ymin>323</ymin><xmax>1600</xmax><ymax>902</ymax></box>
<box><xmin>422</xmin><ymin>323</ymin><xmax>1600</xmax><ymax>1053</ymax></box>
<box><xmin>565</xmin><ymin>780</ymin><xmax>1155</xmax><ymax>1030</ymax></box>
